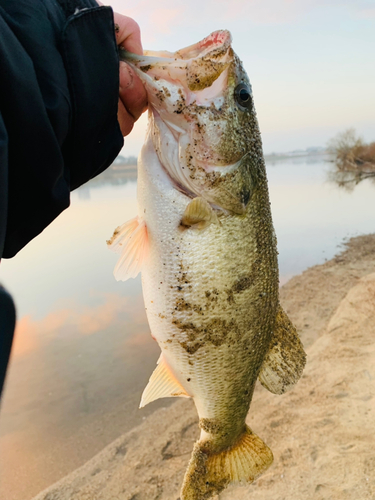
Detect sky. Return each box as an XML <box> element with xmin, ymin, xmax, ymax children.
<box><xmin>104</xmin><ymin>0</ymin><xmax>375</xmax><ymax>156</ymax></box>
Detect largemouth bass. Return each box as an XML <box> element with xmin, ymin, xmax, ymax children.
<box><xmin>108</xmin><ymin>30</ymin><xmax>306</xmax><ymax>500</ymax></box>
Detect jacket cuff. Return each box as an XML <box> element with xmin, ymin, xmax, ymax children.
<box><xmin>61</xmin><ymin>6</ymin><xmax>124</xmax><ymax>189</ymax></box>
<box><xmin>56</xmin><ymin>0</ymin><xmax>100</xmax><ymax>18</ymax></box>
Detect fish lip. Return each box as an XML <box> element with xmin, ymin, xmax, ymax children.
<box><xmin>175</xmin><ymin>30</ymin><xmax>232</xmax><ymax>60</ymax></box>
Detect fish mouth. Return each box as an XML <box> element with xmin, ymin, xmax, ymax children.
<box><xmin>119</xmin><ymin>30</ymin><xmax>232</xmax><ymax>63</ymax></box>
<box><xmin>174</xmin><ymin>30</ymin><xmax>232</xmax><ymax>60</ymax></box>
<box><xmin>118</xmin><ymin>30</ymin><xmax>233</xmax><ymax>95</ymax></box>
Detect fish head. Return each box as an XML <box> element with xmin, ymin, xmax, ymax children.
<box><xmin>122</xmin><ymin>30</ymin><xmax>264</xmax><ymax>214</ymax></box>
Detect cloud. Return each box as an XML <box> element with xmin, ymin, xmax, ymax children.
<box><xmin>10</xmin><ymin>292</ymin><xmax>147</xmax><ymax>358</ymax></box>
<box><xmin>124</xmin><ymin>330</ymin><xmax>154</xmax><ymax>348</ymax></box>
<box><xmin>357</xmin><ymin>6</ymin><xmax>375</xmax><ymax>18</ymax></box>
<box><xmin>12</xmin><ymin>316</ymin><xmax>40</xmax><ymax>358</ymax></box>
<box><xmin>77</xmin><ymin>292</ymin><xmax>148</xmax><ymax>334</ymax></box>
<box><xmin>77</xmin><ymin>293</ymin><xmax>131</xmax><ymax>335</ymax></box>
<box><xmin>12</xmin><ymin>310</ymin><xmax>71</xmax><ymax>358</ymax></box>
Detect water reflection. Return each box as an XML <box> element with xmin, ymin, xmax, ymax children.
<box><xmin>0</xmin><ymin>284</ymin><xmax>164</xmax><ymax>500</ymax></box>
<box><xmin>86</xmin><ymin>163</ymin><xmax>137</xmax><ymax>188</ymax></box>
<box><xmin>328</xmin><ymin>167</ymin><xmax>375</xmax><ymax>192</ymax></box>
<box><xmin>11</xmin><ymin>292</ymin><xmax>146</xmax><ymax>358</ymax></box>
<box><xmin>0</xmin><ymin>155</ymin><xmax>374</xmax><ymax>500</ymax></box>
<box><xmin>266</xmin><ymin>154</ymin><xmax>375</xmax><ymax>283</ymax></box>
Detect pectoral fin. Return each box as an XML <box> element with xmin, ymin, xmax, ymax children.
<box><xmin>259</xmin><ymin>306</ymin><xmax>306</xmax><ymax>395</ymax></box>
<box><xmin>180</xmin><ymin>197</ymin><xmax>218</xmax><ymax>229</ymax></box>
<box><xmin>107</xmin><ymin>216</ymin><xmax>149</xmax><ymax>281</ymax></box>
<box><xmin>140</xmin><ymin>354</ymin><xmax>191</xmax><ymax>408</ymax></box>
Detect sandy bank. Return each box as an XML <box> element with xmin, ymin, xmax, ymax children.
<box><xmin>32</xmin><ymin>235</ymin><xmax>375</xmax><ymax>500</ymax></box>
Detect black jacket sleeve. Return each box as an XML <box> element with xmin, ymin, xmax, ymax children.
<box><xmin>0</xmin><ymin>0</ymin><xmax>124</xmax><ymax>258</ymax></box>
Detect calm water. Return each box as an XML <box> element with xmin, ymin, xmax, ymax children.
<box><xmin>0</xmin><ymin>155</ymin><xmax>374</xmax><ymax>500</ymax></box>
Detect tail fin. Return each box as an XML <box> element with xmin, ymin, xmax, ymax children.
<box><xmin>181</xmin><ymin>425</ymin><xmax>273</xmax><ymax>500</ymax></box>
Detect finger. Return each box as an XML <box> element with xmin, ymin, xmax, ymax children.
<box><xmin>113</xmin><ymin>13</ymin><xmax>143</xmax><ymax>55</ymax></box>
<box><xmin>119</xmin><ymin>62</ymin><xmax>148</xmax><ymax>122</ymax></box>
<box><xmin>117</xmin><ymin>99</ymin><xmax>134</xmax><ymax>137</ymax></box>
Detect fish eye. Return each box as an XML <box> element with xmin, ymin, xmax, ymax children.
<box><xmin>234</xmin><ymin>83</ymin><xmax>252</xmax><ymax>111</ymax></box>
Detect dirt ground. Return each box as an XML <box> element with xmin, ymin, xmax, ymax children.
<box><xmin>32</xmin><ymin>234</ymin><xmax>375</xmax><ymax>500</ymax></box>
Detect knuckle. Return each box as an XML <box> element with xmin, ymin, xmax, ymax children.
<box><xmin>121</xmin><ymin>15</ymin><xmax>140</xmax><ymax>35</ymax></box>
<box><xmin>132</xmin><ymin>21</ymin><xmax>141</xmax><ymax>35</ymax></box>
<box><xmin>122</xmin><ymin>121</ymin><xmax>134</xmax><ymax>136</ymax></box>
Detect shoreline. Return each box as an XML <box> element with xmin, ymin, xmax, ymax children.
<box><xmin>32</xmin><ymin>234</ymin><xmax>375</xmax><ymax>500</ymax></box>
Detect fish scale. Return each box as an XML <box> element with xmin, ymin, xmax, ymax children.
<box><xmin>109</xmin><ymin>29</ymin><xmax>306</xmax><ymax>500</ymax></box>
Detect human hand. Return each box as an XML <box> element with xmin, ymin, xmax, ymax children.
<box><xmin>113</xmin><ymin>12</ymin><xmax>148</xmax><ymax>136</ymax></box>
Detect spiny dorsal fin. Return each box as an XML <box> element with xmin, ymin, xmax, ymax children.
<box><xmin>107</xmin><ymin>216</ymin><xmax>149</xmax><ymax>281</ymax></box>
<box><xmin>140</xmin><ymin>354</ymin><xmax>191</xmax><ymax>408</ymax></box>
<box><xmin>258</xmin><ymin>306</ymin><xmax>306</xmax><ymax>395</ymax></box>
<box><xmin>181</xmin><ymin>197</ymin><xmax>218</xmax><ymax>229</ymax></box>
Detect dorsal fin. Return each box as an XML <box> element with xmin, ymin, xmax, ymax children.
<box><xmin>140</xmin><ymin>354</ymin><xmax>191</xmax><ymax>408</ymax></box>
<box><xmin>107</xmin><ymin>216</ymin><xmax>149</xmax><ymax>281</ymax></box>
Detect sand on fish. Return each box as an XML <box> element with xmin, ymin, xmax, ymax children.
<box><xmin>31</xmin><ymin>234</ymin><xmax>375</xmax><ymax>500</ymax></box>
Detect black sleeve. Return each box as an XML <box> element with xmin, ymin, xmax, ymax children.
<box><xmin>0</xmin><ymin>285</ymin><xmax>16</xmax><ymax>398</ymax></box>
<box><xmin>0</xmin><ymin>0</ymin><xmax>124</xmax><ymax>259</ymax></box>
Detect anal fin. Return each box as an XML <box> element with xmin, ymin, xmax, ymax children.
<box><xmin>140</xmin><ymin>354</ymin><xmax>190</xmax><ymax>408</ymax></box>
<box><xmin>259</xmin><ymin>306</ymin><xmax>306</xmax><ymax>395</ymax></box>
<box><xmin>106</xmin><ymin>216</ymin><xmax>148</xmax><ymax>281</ymax></box>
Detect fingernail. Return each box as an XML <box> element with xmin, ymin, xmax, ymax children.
<box><xmin>119</xmin><ymin>62</ymin><xmax>133</xmax><ymax>90</ymax></box>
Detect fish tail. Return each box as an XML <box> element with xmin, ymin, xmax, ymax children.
<box><xmin>181</xmin><ymin>425</ymin><xmax>273</xmax><ymax>500</ymax></box>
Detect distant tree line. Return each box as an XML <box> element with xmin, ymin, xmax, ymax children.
<box><xmin>112</xmin><ymin>155</ymin><xmax>137</xmax><ymax>165</ymax></box>
<box><xmin>328</xmin><ymin>129</ymin><xmax>375</xmax><ymax>189</ymax></box>
<box><xmin>328</xmin><ymin>129</ymin><xmax>375</xmax><ymax>170</ymax></box>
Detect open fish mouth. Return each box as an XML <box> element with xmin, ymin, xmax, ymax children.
<box><xmin>174</xmin><ymin>30</ymin><xmax>232</xmax><ymax>60</ymax></box>
<box><xmin>119</xmin><ymin>30</ymin><xmax>232</xmax><ymax>92</ymax></box>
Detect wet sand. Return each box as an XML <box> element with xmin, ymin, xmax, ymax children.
<box><xmin>31</xmin><ymin>234</ymin><xmax>375</xmax><ymax>500</ymax></box>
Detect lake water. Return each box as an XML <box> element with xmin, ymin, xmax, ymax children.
<box><xmin>0</xmin><ymin>155</ymin><xmax>374</xmax><ymax>500</ymax></box>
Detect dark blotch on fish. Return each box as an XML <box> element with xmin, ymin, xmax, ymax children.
<box><xmin>140</xmin><ymin>64</ymin><xmax>152</xmax><ymax>72</ymax></box>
